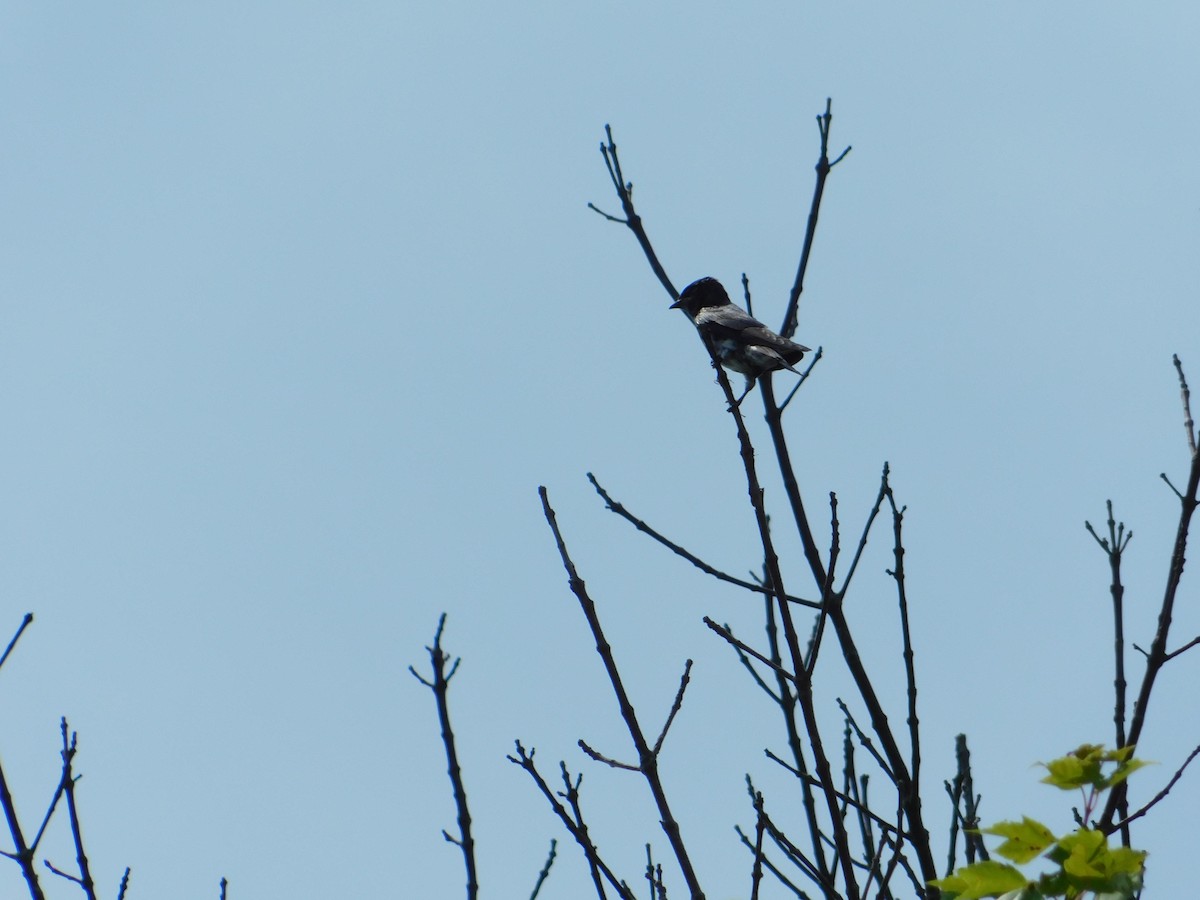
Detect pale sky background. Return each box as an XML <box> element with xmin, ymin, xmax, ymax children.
<box><xmin>2</xmin><ymin>3</ymin><xmax>1199</xmax><ymax>898</ymax></box>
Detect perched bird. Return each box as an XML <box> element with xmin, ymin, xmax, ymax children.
<box><xmin>670</xmin><ymin>277</ymin><xmax>810</xmax><ymax>404</ymax></box>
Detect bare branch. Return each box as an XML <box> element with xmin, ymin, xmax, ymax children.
<box><xmin>1113</xmin><ymin>743</ymin><xmax>1200</xmax><ymax>830</ymax></box>
<box><xmin>1174</xmin><ymin>353</ymin><xmax>1197</xmax><ymax>456</ymax></box>
<box><xmin>508</xmin><ymin>743</ymin><xmax>635</xmax><ymax>900</ymax></box>
<box><xmin>591</xmin><ymin>125</ymin><xmax>676</xmax><ymax>301</ymax></box>
<box><xmin>588</xmin><ymin>473</ymin><xmax>817</xmax><ymax>608</ymax></box>
<box><xmin>409</xmin><ymin>615</ymin><xmax>477</xmax><ymax>900</ymax></box>
<box><xmin>781</xmin><ymin>98</ymin><xmax>852</xmax><ymax>340</ymax></box>
<box><xmin>0</xmin><ymin>614</ymin><xmax>33</xmax><ymax>675</ymax></box>
<box><xmin>528</xmin><ymin>839</ymin><xmax>557</xmax><ymax>900</ymax></box>
<box><xmin>577</xmin><ymin>741</ymin><xmax>638</xmax><ymax>772</ymax></box>
<box><xmin>653</xmin><ymin>659</ymin><xmax>694</xmax><ymax>755</ymax></box>
<box><xmin>1101</xmin><ymin>357</ymin><xmax>1200</xmax><ymax>831</ymax></box>
<box><xmin>539</xmin><ymin>487</ymin><xmax>705</xmax><ymax>899</ymax></box>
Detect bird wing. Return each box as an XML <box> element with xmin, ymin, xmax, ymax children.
<box><xmin>697</xmin><ymin>305</ymin><xmax>809</xmax><ymax>357</ymax></box>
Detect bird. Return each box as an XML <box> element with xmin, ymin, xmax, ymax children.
<box><xmin>670</xmin><ymin>277</ymin><xmax>810</xmax><ymax>405</ymax></box>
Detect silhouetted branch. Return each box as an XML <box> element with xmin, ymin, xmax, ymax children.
<box><xmin>735</xmin><ymin>824</ymin><xmax>813</xmax><ymax>899</ymax></box>
<box><xmin>508</xmin><ymin>743</ymin><xmax>635</xmax><ymax>900</ymax></box>
<box><xmin>781</xmin><ymin>98</ymin><xmax>852</xmax><ymax>340</ymax></box>
<box><xmin>884</xmin><ymin>482</ymin><xmax>922</xmax><ymax>807</ymax></box>
<box><xmin>1113</xmin><ymin>743</ymin><xmax>1200</xmax><ymax>832</ymax></box>
<box><xmin>588</xmin><ymin>125</ymin><xmax>676</xmax><ymax>302</ymax></box>
<box><xmin>588</xmin><ymin>473</ymin><xmax>817</xmax><ymax>608</ymax></box>
<box><xmin>1085</xmin><ymin>499</ymin><xmax>1132</xmax><ymax>841</ymax></box>
<box><xmin>748</xmin><ymin>788</ymin><xmax>768</xmax><ymax>900</ymax></box>
<box><xmin>0</xmin><ymin>613</ymin><xmax>33</xmax><ymax>675</ymax></box>
<box><xmin>42</xmin><ymin>720</ymin><xmax>99</xmax><ymax>900</ymax></box>
<box><xmin>538</xmin><ymin>487</ymin><xmax>705</xmax><ymax>899</ymax></box>
<box><xmin>409</xmin><ymin>615</ymin><xmax>477</xmax><ymax>900</ymax></box>
<box><xmin>1101</xmin><ymin>356</ymin><xmax>1200</xmax><ymax>832</ymax></box>
<box><xmin>528</xmin><ymin>840</ymin><xmax>557</xmax><ymax>900</ymax></box>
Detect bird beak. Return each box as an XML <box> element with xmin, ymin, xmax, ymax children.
<box><xmin>669</xmin><ymin>298</ymin><xmax>684</xmax><ymax>309</ymax></box>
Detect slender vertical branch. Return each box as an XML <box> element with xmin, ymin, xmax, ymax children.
<box><xmin>1085</xmin><ymin>501</ymin><xmax>1132</xmax><ymax>843</ymax></box>
<box><xmin>0</xmin><ymin>758</ymin><xmax>46</xmax><ymax>900</ymax></box>
<box><xmin>1101</xmin><ymin>357</ymin><xmax>1200</xmax><ymax>831</ymax></box>
<box><xmin>884</xmin><ymin>483</ymin><xmax>922</xmax><ymax>812</ymax></box>
<box><xmin>409</xmin><ymin>615</ymin><xmax>478</xmax><ymax>900</ymax></box>
<box><xmin>706</xmin><ymin>365</ymin><xmax>858</xmax><ymax>899</ymax></box>
<box><xmin>58</xmin><ymin>720</ymin><xmax>98</xmax><ymax>900</ymax></box>
<box><xmin>781</xmin><ymin>98</ymin><xmax>852</xmax><ymax>340</ymax></box>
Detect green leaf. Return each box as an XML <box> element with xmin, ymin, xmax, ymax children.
<box><xmin>1040</xmin><ymin>745</ymin><xmax>1105</xmax><ymax>790</ymax></box>
<box><xmin>1102</xmin><ymin>757</ymin><xmax>1151</xmax><ymax>790</ymax></box>
<box><xmin>931</xmin><ymin>861</ymin><xmax>1029</xmax><ymax>900</ymax></box>
<box><xmin>1048</xmin><ymin>829</ymin><xmax>1147</xmax><ymax>892</ymax></box>
<box><xmin>981</xmin><ymin>817</ymin><xmax>1057</xmax><ymax>864</ymax></box>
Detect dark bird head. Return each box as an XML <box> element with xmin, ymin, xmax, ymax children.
<box><xmin>669</xmin><ymin>277</ymin><xmax>732</xmax><ymax>317</ymax></box>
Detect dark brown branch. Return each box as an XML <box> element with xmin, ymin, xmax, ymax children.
<box><xmin>735</xmin><ymin>825</ymin><xmax>814</xmax><ymax>899</ymax></box>
<box><xmin>884</xmin><ymin>484</ymin><xmax>922</xmax><ymax>816</ymax></box>
<box><xmin>653</xmin><ymin>659</ymin><xmax>693</xmax><ymax>755</ymax></box>
<box><xmin>1085</xmin><ymin>500</ymin><xmax>1132</xmax><ymax>841</ymax></box>
<box><xmin>588</xmin><ymin>473</ymin><xmax>817</xmax><ymax>608</ymax></box>
<box><xmin>409</xmin><ymin>615</ymin><xmax>477</xmax><ymax>900</ymax></box>
<box><xmin>1175</xmin><ymin>353</ymin><xmax>1198</xmax><ymax>455</ymax></box>
<box><xmin>781</xmin><ymin>98</ymin><xmax>851</xmax><ymax>340</ymax></box>
<box><xmin>724</xmin><ymin>619</ymin><xmax>781</xmax><ymax>701</ymax></box>
<box><xmin>1163</xmin><ymin>634</ymin><xmax>1200</xmax><ymax>662</ymax></box>
<box><xmin>836</xmin><ymin>700</ymin><xmax>893</xmax><ymax>783</ymax></box>
<box><xmin>1112</xmin><ymin>743</ymin><xmax>1200</xmax><ymax>830</ymax></box>
<box><xmin>49</xmin><ymin>720</ymin><xmax>97</xmax><ymax>900</ymax></box>
<box><xmin>1101</xmin><ymin>357</ymin><xmax>1200</xmax><ymax>831</ymax></box>
<box><xmin>539</xmin><ymin>487</ymin><xmax>705</xmax><ymax>900</ymax></box>
<box><xmin>589</xmin><ymin>125</ymin><xmax>676</xmax><ymax>302</ymax></box>
<box><xmin>705</xmin><ymin>619</ymin><xmax>795</xmax><ymax>685</ymax></box>
<box><xmin>700</xmin><ymin>361</ymin><xmax>857</xmax><ymax>898</ymax></box>
<box><xmin>760</xmin><ymin>378</ymin><xmax>828</xmax><ymax>592</ymax></box>
<box><xmin>778</xmin><ymin>347</ymin><xmax>825</xmax><ymax>414</ymax></box>
<box><xmin>0</xmin><ymin>755</ymin><xmax>46</xmax><ymax>900</ymax></box>
<box><xmin>508</xmin><ymin>744</ymin><xmax>635</xmax><ymax>900</ymax></box>
<box><xmin>801</xmin><ymin>492</ymin><xmax>840</xmax><ymax>675</ymax></box>
<box><xmin>0</xmin><ymin>613</ymin><xmax>33</xmax><ymax>675</ymax></box>
<box><xmin>528</xmin><ymin>839</ymin><xmax>557</xmax><ymax>900</ymax></box>
<box><xmin>749</xmin><ymin>788</ymin><xmax>768</xmax><ymax>900</ymax></box>
<box><xmin>577</xmin><ymin>741</ymin><xmax>638</xmax><ymax>772</ymax></box>
<box><xmin>645</xmin><ymin>845</ymin><xmax>667</xmax><ymax>900</ymax></box>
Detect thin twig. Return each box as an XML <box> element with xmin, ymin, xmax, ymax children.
<box><xmin>1101</xmin><ymin>357</ymin><xmax>1200</xmax><ymax>831</ymax></box>
<box><xmin>781</xmin><ymin>98</ymin><xmax>852</xmax><ymax>340</ymax></box>
<box><xmin>588</xmin><ymin>474</ymin><xmax>816</xmax><ymax>608</ymax></box>
<box><xmin>735</xmin><ymin>826</ymin><xmax>813</xmax><ymax>899</ymax></box>
<box><xmin>589</xmin><ymin>125</ymin><xmax>676</xmax><ymax>302</ymax></box>
<box><xmin>508</xmin><ymin>743</ymin><xmax>635</xmax><ymax>900</ymax></box>
<box><xmin>1175</xmin><ymin>353</ymin><xmax>1197</xmax><ymax>456</ymax></box>
<box><xmin>56</xmin><ymin>720</ymin><xmax>97</xmax><ymax>900</ymax></box>
<box><xmin>528</xmin><ymin>839</ymin><xmax>557</xmax><ymax>900</ymax></box>
<box><xmin>884</xmin><ymin>482</ymin><xmax>922</xmax><ymax>815</ymax></box>
<box><xmin>653</xmin><ymin>660</ymin><xmax>694</xmax><ymax>755</ymax></box>
<box><xmin>1112</xmin><ymin>743</ymin><xmax>1200</xmax><ymax>830</ymax></box>
<box><xmin>409</xmin><ymin>615</ymin><xmax>477</xmax><ymax>900</ymax></box>
<box><xmin>539</xmin><ymin>487</ymin><xmax>706</xmax><ymax>900</ymax></box>
<box><xmin>0</xmin><ymin>613</ymin><xmax>33</xmax><ymax>675</ymax></box>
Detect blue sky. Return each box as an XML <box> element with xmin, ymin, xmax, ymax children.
<box><xmin>2</xmin><ymin>3</ymin><xmax>1198</xmax><ymax>898</ymax></box>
